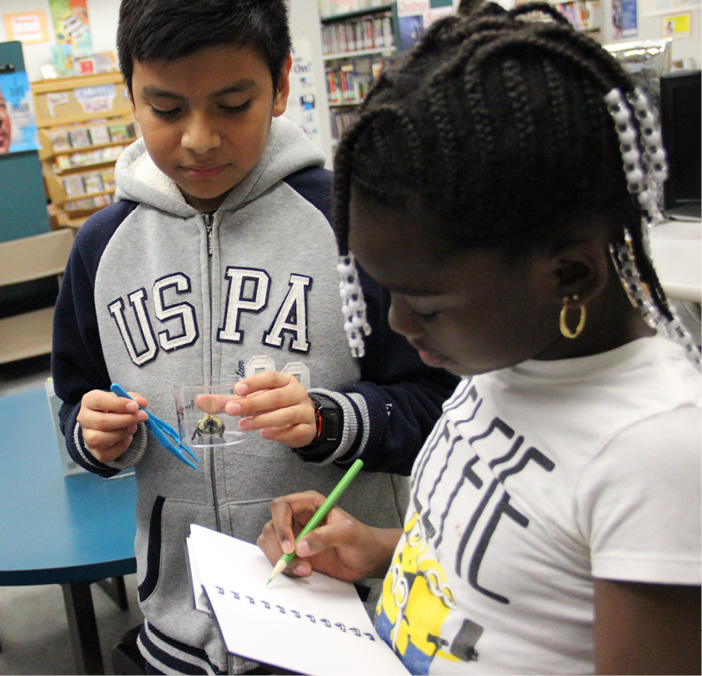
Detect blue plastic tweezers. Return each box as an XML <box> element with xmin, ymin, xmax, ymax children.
<box><xmin>110</xmin><ymin>383</ymin><xmax>199</xmax><ymax>470</ymax></box>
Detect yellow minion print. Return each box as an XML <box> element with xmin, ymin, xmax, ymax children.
<box><xmin>375</xmin><ymin>513</ymin><xmax>483</xmax><ymax>673</ymax></box>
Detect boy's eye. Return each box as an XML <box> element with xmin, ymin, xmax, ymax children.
<box><xmin>151</xmin><ymin>106</ymin><xmax>181</xmax><ymax>120</ymax></box>
<box><xmin>220</xmin><ymin>101</ymin><xmax>250</xmax><ymax>114</ymax></box>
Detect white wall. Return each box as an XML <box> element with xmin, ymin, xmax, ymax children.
<box><xmin>288</xmin><ymin>0</ymin><xmax>334</xmax><ymax>165</ymax></box>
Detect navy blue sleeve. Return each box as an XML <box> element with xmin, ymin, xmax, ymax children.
<box><xmin>51</xmin><ymin>200</ymin><xmax>138</xmax><ymax>476</ymax></box>
<box><xmin>286</xmin><ymin>167</ymin><xmax>459</xmax><ymax>476</ymax></box>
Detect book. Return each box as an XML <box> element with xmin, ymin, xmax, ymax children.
<box><xmin>89</xmin><ymin>125</ymin><xmax>111</xmax><ymax>145</ymax></box>
<box><xmin>68</xmin><ymin>128</ymin><xmax>92</xmax><ymax>149</ymax></box>
<box><xmin>49</xmin><ymin>130</ymin><xmax>72</xmax><ymax>152</ymax></box>
<box><xmin>186</xmin><ymin>525</ymin><xmax>409</xmax><ymax>676</ymax></box>
<box><xmin>63</xmin><ymin>175</ymin><xmax>85</xmax><ymax>197</ymax></box>
<box><xmin>82</xmin><ymin>171</ymin><xmax>104</xmax><ymax>194</ymax></box>
<box><xmin>108</xmin><ymin>122</ymin><xmax>131</xmax><ymax>142</ymax></box>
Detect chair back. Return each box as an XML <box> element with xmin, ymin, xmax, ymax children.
<box><xmin>0</xmin><ymin>229</ymin><xmax>74</xmax><ymax>286</ymax></box>
<box><xmin>0</xmin><ymin>228</ymin><xmax>74</xmax><ymax>365</ymax></box>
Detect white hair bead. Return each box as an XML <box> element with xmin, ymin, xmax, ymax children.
<box><xmin>622</xmin><ymin>147</ymin><xmax>640</xmax><ymax>164</ymax></box>
<box><xmin>336</xmin><ymin>254</ymin><xmax>371</xmax><ymax>358</ymax></box>
<box><xmin>626</xmin><ymin>167</ymin><xmax>644</xmax><ymax>185</ymax></box>
<box><xmin>604</xmin><ymin>89</ymin><xmax>623</xmax><ymax>105</ymax></box>
<box><xmin>618</xmin><ymin>127</ymin><xmax>636</xmax><ymax>144</ymax></box>
<box><xmin>649</xmin><ymin>148</ymin><xmax>666</xmax><ymax>163</ymax></box>
<box><xmin>612</xmin><ymin>108</ymin><xmax>631</xmax><ymax>124</ymax></box>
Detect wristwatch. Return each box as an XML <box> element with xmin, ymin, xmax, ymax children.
<box><xmin>296</xmin><ymin>393</ymin><xmax>342</xmax><ymax>460</ymax></box>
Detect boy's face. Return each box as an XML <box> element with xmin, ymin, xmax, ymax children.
<box><xmin>130</xmin><ymin>44</ymin><xmax>291</xmax><ymax>212</ymax></box>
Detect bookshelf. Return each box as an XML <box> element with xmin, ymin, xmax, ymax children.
<box><xmin>321</xmin><ymin>4</ymin><xmax>399</xmax><ymax>144</ymax></box>
<box><xmin>31</xmin><ymin>72</ymin><xmax>140</xmax><ymax>228</ymax></box>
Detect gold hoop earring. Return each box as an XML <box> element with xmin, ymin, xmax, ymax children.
<box><xmin>560</xmin><ymin>295</ymin><xmax>586</xmax><ymax>339</ymax></box>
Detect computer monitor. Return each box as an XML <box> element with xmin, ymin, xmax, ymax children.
<box><xmin>659</xmin><ymin>70</ymin><xmax>701</xmax><ymax>219</ymax></box>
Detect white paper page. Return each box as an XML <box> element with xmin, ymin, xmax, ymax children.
<box><xmin>187</xmin><ymin>524</ymin><xmax>408</xmax><ymax>676</ymax></box>
<box><xmin>185</xmin><ymin>533</ymin><xmax>212</xmax><ymax>614</ymax></box>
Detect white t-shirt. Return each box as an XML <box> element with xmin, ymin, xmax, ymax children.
<box><xmin>375</xmin><ymin>336</ymin><xmax>701</xmax><ymax>675</ymax></box>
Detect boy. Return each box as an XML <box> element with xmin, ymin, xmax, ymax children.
<box><xmin>51</xmin><ymin>0</ymin><xmax>458</xmax><ymax>673</ymax></box>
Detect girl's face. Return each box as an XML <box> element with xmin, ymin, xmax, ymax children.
<box><xmin>348</xmin><ymin>191</ymin><xmax>566</xmax><ymax>376</ymax></box>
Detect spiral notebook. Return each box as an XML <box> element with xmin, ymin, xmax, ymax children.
<box><xmin>186</xmin><ymin>524</ymin><xmax>408</xmax><ymax>675</ymax></box>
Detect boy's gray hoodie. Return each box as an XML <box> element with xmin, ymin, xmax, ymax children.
<box><xmin>52</xmin><ymin>117</ymin><xmax>458</xmax><ymax>673</ymax></box>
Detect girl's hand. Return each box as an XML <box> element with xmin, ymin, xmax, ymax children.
<box><xmin>224</xmin><ymin>371</ymin><xmax>319</xmax><ymax>448</ymax></box>
<box><xmin>77</xmin><ymin>389</ymin><xmax>148</xmax><ymax>463</ymax></box>
<box><xmin>257</xmin><ymin>490</ymin><xmax>401</xmax><ymax>581</ymax></box>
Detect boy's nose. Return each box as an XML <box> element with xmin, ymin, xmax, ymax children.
<box><xmin>181</xmin><ymin>114</ymin><xmax>221</xmax><ymax>154</ymax></box>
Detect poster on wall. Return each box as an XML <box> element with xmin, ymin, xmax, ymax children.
<box><xmin>397</xmin><ymin>0</ymin><xmax>454</xmax><ymax>50</ymax></box>
<box><xmin>611</xmin><ymin>0</ymin><xmax>638</xmax><ymax>37</ymax></box>
<box><xmin>0</xmin><ymin>71</ymin><xmax>40</xmax><ymax>155</ymax></box>
<box><xmin>284</xmin><ymin>39</ymin><xmax>322</xmax><ymax>150</ymax></box>
<box><xmin>2</xmin><ymin>11</ymin><xmax>50</xmax><ymax>45</ymax></box>
<box><xmin>49</xmin><ymin>0</ymin><xmax>93</xmax><ymax>58</ymax></box>
<box><xmin>662</xmin><ymin>12</ymin><xmax>692</xmax><ymax>38</ymax></box>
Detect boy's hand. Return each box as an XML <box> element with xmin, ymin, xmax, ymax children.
<box><xmin>77</xmin><ymin>389</ymin><xmax>148</xmax><ymax>463</ymax></box>
<box><xmin>224</xmin><ymin>371</ymin><xmax>318</xmax><ymax>448</ymax></box>
<box><xmin>257</xmin><ymin>490</ymin><xmax>401</xmax><ymax>581</ymax></box>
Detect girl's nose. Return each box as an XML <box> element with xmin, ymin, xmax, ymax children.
<box><xmin>388</xmin><ymin>296</ymin><xmax>423</xmax><ymax>341</ymax></box>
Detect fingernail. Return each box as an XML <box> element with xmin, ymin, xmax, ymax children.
<box><xmin>239</xmin><ymin>418</ymin><xmax>251</xmax><ymax>430</ymax></box>
<box><xmin>126</xmin><ymin>401</ymin><xmax>138</xmax><ymax>412</ymax></box>
<box><xmin>235</xmin><ymin>383</ymin><xmax>249</xmax><ymax>395</ymax></box>
<box><xmin>128</xmin><ymin>424</ymin><xmax>137</xmax><ymax>433</ymax></box>
<box><xmin>260</xmin><ymin>429</ymin><xmax>272</xmax><ymax>439</ymax></box>
<box><xmin>282</xmin><ymin>540</ymin><xmax>295</xmax><ymax>555</ymax></box>
<box><xmin>292</xmin><ymin>564</ymin><xmax>307</xmax><ymax>576</ymax></box>
<box><xmin>137</xmin><ymin>411</ymin><xmax>148</xmax><ymax>422</ymax></box>
<box><xmin>227</xmin><ymin>402</ymin><xmax>241</xmax><ymax>416</ymax></box>
<box><xmin>297</xmin><ymin>540</ymin><xmax>310</xmax><ymax>556</ymax></box>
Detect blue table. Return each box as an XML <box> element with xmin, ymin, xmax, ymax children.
<box><xmin>0</xmin><ymin>386</ymin><xmax>138</xmax><ymax>674</ymax></box>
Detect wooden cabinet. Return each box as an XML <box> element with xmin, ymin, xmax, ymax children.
<box><xmin>31</xmin><ymin>72</ymin><xmax>140</xmax><ymax>228</ymax></box>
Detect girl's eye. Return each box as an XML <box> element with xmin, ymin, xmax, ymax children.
<box><xmin>411</xmin><ymin>307</ymin><xmax>439</xmax><ymax>321</ymax></box>
<box><xmin>151</xmin><ymin>107</ymin><xmax>181</xmax><ymax>120</ymax></box>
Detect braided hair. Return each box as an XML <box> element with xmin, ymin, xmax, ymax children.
<box><xmin>333</xmin><ymin>1</ymin><xmax>700</xmax><ymax>367</ymax></box>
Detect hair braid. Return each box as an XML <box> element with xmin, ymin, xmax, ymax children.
<box><xmin>500</xmin><ymin>57</ymin><xmax>539</xmax><ymax>199</ymax></box>
<box><xmin>541</xmin><ymin>59</ymin><xmax>571</xmax><ymax>177</ymax></box>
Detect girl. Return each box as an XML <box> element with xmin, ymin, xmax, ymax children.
<box><xmin>258</xmin><ymin>2</ymin><xmax>701</xmax><ymax>674</ymax></box>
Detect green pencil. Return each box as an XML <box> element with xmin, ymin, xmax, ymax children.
<box><xmin>266</xmin><ymin>458</ymin><xmax>364</xmax><ymax>585</ymax></box>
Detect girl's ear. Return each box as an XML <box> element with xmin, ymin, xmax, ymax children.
<box><xmin>551</xmin><ymin>241</ymin><xmax>609</xmax><ymax>304</ymax></box>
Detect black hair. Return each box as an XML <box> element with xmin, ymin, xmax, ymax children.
<box><xmin>333</xmin><ymin>1</ymin><xmax>700</xmax><ymax>365</ymax></box>
<box><xmin>117</xmin><ymin>0</ymin><xmax>291</xmax><ymax>94</ymax></box>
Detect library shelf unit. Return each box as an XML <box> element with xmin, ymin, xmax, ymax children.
<box><xmin>321</xmin><ymin>3</ymin><xmax>400</xmax><ymax>143</ymax></box>
<box><xmin>31</xmin><ymin>72</ymin><xmax>140</xmax><ymax>229</ymax></box>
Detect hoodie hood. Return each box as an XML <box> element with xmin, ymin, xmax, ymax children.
<box><xmin>115</xmin><ymin>115</ymin><xmax>326</xmax><ymax>217</ymax></box>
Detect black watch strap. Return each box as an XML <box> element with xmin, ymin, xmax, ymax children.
<box><xmin>296</xmin><ymin>393</ymin><xmax>343</xmax><ymax>460</ymax></box>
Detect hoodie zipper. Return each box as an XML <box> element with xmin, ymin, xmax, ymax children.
<box><xmin>202</xmin><ymin>212</ymin><xmax>221</xmax><ymax>531</ymax></box>
<box><xmin>203</xmin><ymin>212</ymin><xmax>215</xmax><ymax>257</ymax></box>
